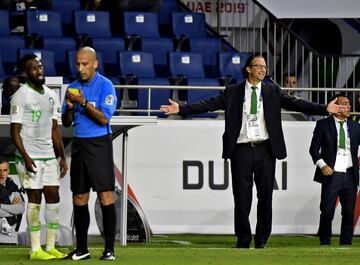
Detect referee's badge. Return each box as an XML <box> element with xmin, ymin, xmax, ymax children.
<box><xmin>105</xmin><ymin>95</ymin><xmax>114</xmax><ymax>105</ymax></box>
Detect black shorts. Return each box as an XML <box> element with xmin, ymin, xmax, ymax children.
<box><xmin>70</xmin><ymin>134</ymin><xmax>115</xmax><ymax>194</ymax></box>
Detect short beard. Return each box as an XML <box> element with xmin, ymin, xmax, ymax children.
<box><xmin>28</xmin><ymin>75</ymin><xmax>45</xmax><ymax>87</ymax></box>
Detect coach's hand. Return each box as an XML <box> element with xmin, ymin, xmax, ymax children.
<box><xmin>321</xmin><ymin>165</ymin><xmax>334</xmax><ymax>176</ymax></box>
<box><xmin>160</xmin><ymin>99</ymin><xmax>180</xmax><ymax>115</ymax></box>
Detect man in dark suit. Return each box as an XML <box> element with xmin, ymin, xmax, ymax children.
<box><xmin>309</xmin><ymin>94</ymin><xmax>359</xmax><ymax>245</ymax></box>
<box><xmin>160</xmin><ymin>54</ymin><xmax>348</xmax><ymax>248</ymax></box>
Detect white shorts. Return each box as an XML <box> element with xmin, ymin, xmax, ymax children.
<box><xmin>16</xmin><ymin>159</ymin><xmax>60</xmax><ymax>189</ymax></box>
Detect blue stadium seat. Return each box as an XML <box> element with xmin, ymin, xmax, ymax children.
<box><xmin>0</xmin><ymin>10</ymin><xmax>25</xmax><ymax>74</ymax></box>
<box><xmin>52</xmin><ymin>0</ymin><xmax>81</xmax><ymax>35</ymax></box>
<box><xmin>19</xmin><ymin>49</ymin><xmax>56</xmax><ymax>76</ymax></box>
<box><xmin>123</xmin><ymin>12</ymin><xmax>160</xmax><ymax>38</ymax></box>
<box><xmin>92</xmin><ymin>38</ymin><xmax>125</xmax><ymax>76</ymax></box>
<box><xmin>74</xmin><ymin>11</ymin><xmax>112</xmax><ymax>38</ymax></box>
<box><xmin>168</xmin><ymin>52</ymin><xmax>219</xmax><ymax>117</ymax></box>
<box><xmin>118</xmin><ymin>51</ymin><xmax>170</xmax><ymax>114</ymax></box>
<box><xmin>74</xmin><ymin>10</ymin><xmax>124</xmax><ymax>76</ymax></box>
<box><xmin>158</xmin><ymin>0</ymin><xmax>178</xmax><ymax>26</ymax></box>
<box><xmin>122</xmin><ymin>12</ymin><xmax>173</xmax><ymax>76</ymax></box>
<box><xmin>190</xmin><ymin>38</ymin><xmax>222</xmax><ymax>77</ymax></box>
<box><xmin>0</xmin><ymin>52</ymin><xmax>5</xmax><ymax>81</ymax></box>
<box><xmin>26</xmin><ymin>10</ymin><xmax>63</xmax><ymax>37</ymax></box>
<box><xmin>141</xmin><ymin>38</ymin><xmax>173</xmax><ymax>77</ymax></box>
<box><xmin>26</xmin><ymin>10</ymin><xmax>76</xmax><ymax>75</ymax></box>
<box><xmin>171</xmin><ymin>12</ymin><xmax>207</xmax><ymax>39</ymax></box>
<box><xmin>0</xmin><ymin>10</ymin><xmax>12</xmax><ymax>36</ymax></box>
<box><xmin>218</xmin><ymin>52</ymin><xmax>251</xmax><ymax>84</ymax></box>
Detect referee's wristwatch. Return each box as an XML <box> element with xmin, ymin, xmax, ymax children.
<box><xmin>80</xmin><ymin>99</ymin><xmax>88</xmax><ymax>109</ymax></box>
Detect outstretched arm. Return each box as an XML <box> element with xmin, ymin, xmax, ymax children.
<box><xmin>326</xmin><ymin>98</ymin><xmax>350</xmax><ymax>114</ymax></box>
<box><xmin>160</xmin><ymin>99</ymin><xmax>180</xmax><ymax>115</ymax></box>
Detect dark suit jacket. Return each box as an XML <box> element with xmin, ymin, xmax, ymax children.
<box><xmin>309</xmin><ymin>116</ymin><xmax>360</xmax><ymax>185</ymax></box>
<box><xmin>179</xmin><ymin>81</ymin><xmax>328</xmax><ymax>160</ymax></box>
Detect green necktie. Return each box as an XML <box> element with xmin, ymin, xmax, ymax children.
<box><xmin>339</xmin><ymin>121</ymin><xmax>345</xmax><ymax>149</ymax></box>
<box><xmin>250</xmin><ymin>86</ymin><xmax>257</xmax><ymax>115</ymax></box>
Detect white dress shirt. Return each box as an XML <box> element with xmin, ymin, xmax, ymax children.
<box><xmin>237</xmin><ymin>80</ymin><xmax>269</xmax><ymax>143</ymax></box>
<box><xmin>316</xmin><ymin>116</ymin><xmax>352</xmax><ymax>172</ymax></box>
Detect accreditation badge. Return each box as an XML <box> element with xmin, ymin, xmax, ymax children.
<box><xmin>246</xmin><ymin>114</ymin><xmax>261</xmax><ymax>139</ymax></box>
<box><xmin>334</xmin><ymin>148</ymin><xmax>348</xmax><ymax>172</ymax></box>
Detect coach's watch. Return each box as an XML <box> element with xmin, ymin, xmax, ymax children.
<box><xmin>81</xmin><ymin>99</ymin><xmax>88</xmax><ymax>109</ymax></box>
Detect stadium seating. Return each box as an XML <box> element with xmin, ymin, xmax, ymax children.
<box><xmin>19</xmin><ymin>49</ymin><xmax>56</xmax><ymax>76</ymax></box>
<box><xmin>168</xmin><ymin>52</ymin><xmax>219</xmax><ymax>117</ymax></box>
<box><xmin>171</xmin><ymin>12</ymin><xmax>207</xmax><ymax>38</ymax></box>
<box><xmin>123</xmin><ymin>12</ymin><xmax>173</xmax><ymax>76</ymax></box>
<box><xmin>26</xmin><ymin>10</ymin><xmax>76</xmax><ymax>75</ymax></box>
<box><xmin>118</xmin><ymin>51</ymin><xmax>170</xmax><ymax>114</ymax></box>
<box><xmin>123</xmin><ymin>12</ymin><xmax>161</xmax><ymax>38</ymax></box>
<box><xmin>74</xmin><ymin>11</ymin><xmax>112</xmax><ymax>39</ymax></box>
<box><xmin>190</xmin><ymin>38</ymin><xmax>222</xmax><ymax>77</ymax></box>
<box><xmin>218</xmin><ymin>52</ymin><xmax>251</xmax><ymax>85</ymax></box>
<box><xmin>158</xmin><ymin>0</ymin><xmax>179</xmax><ymax>27</ymax></box>
<box><xmin>141</xmin><ymin>38</ymin><xmax>173</xmax><ymax>77</ymax></box>
<box><xmin>171</xmin><ymin>12</ymin><xmax>223</xmax><ymax>78</ymax></box>
<box><xmin>0</xmin><ymin>10</ymin><xmax>25</xmax><ymax>74</ymax></box>
<box><xmin>52</xmin><ymin>0</ymin><xmax>81</xmax><ymax>35</ymax></box>
<box><xmin>92</xmin><ymin>38</ymin><xmax>125</xmax><ymax>77</ymax></box>
<box><xmin>0</xmin><ymin>52</ymin><xmax>5</xmax><ymax>81</ymax></box>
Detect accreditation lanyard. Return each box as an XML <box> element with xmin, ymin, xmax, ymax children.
<box><xmin>334</xmin><ymin>121</ymin><xmax>350</xmax><ymax>172</ymax></box>
<box><xmin>243</xmin><ymin>89</ymin><xmax>263</xmax><ymax>139</ymax></box>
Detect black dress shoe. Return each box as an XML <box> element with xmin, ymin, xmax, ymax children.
<box><xmin>255</xmin><ymin>243</ymin><xmax>266</xmax><ymax>249</ymax></box>
<box><xmin>236</xmin><ymin>241</ymin><xmax>250</xmax><ymax>249</ymax></box>
<box><xmin>339</xmin><ymin>242</ymin><xmax>352</xmax><ymax>246</ymax></box>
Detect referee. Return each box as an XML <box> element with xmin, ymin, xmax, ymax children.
<box><xmin>61</xmin><ymin>47</ymin><xmax>117</xmax><ymax>261</ymax></box>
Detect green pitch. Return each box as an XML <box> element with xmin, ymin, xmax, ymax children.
<box><xmin>0</xmin><ymin>234</ymin><xmax>360</xmax><ymax>264</ymax></box>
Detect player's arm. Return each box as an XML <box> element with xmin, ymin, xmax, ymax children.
<box><xmin>10</xmin><ymin>123</ymin><xmax>36</xmax><ymax>173</ymax></box>
<box><xmin>61</xmin><ymin>94</ymin><xmax>75</xmax><ymax>127</ymax></box>
<box><xmin>52</xmin><ymin>119</ymin><xmax>68</xmax><ymax>178</ymax></box>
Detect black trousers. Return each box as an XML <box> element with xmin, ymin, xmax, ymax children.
<box><xmin>230</xmin><ymin>140</ymin><xmax>275</xmax><ymax>246</ymax></box>
<box><xmin>319</xmin><ymin>169</ymin><xmax>357</xmax><ymax>244</ymax></box>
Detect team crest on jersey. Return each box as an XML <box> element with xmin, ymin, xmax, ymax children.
<box><xmin>11</xmin><ymin>105</ymin><xmax>19</xmax><ymax>114</ymax></box>
<box><xmin>49</xmin><ymin>97</ymin><xmax>55</xmax><ymax>105</ymax></box>
<box><xmin>105</xmin><ymin>95</ymin><xmax>114</xmax><ymax>105</ymax></box>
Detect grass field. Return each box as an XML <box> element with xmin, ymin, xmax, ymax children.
<box><xmin>1</xmin><ymin>234</ymin><xmax>360</xmax><ymax>264</ymax></box>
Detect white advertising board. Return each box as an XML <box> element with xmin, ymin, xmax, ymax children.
<box><xmin>18</xmin><ymin>120</ymin><xmax>358</xmax><ymax>235</ymax></box>
<box><xmin>113</xmin><ymin>120</ymin><xmax>359</xmax><ymax>235</ymax></box>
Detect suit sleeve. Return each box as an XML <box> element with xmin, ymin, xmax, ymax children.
<box><xmin>279</xmin><ymin>89</ymin><xmax>328</xmax><ymax>115</ymax></box>
<box><xmin>309</xmin><ymin>121</ymin><xmax>323</xmax><ymax>164</ymax></box>
<box><xmin>179</xmin><ymin>90</ymin><xmax>226</xmax><ymax>116</ymax></box>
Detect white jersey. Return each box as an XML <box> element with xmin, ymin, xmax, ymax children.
<box><xmin>10</xmin><ymin>83</ymin><xmax>60</xmax><ymax>159</ymax></box>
